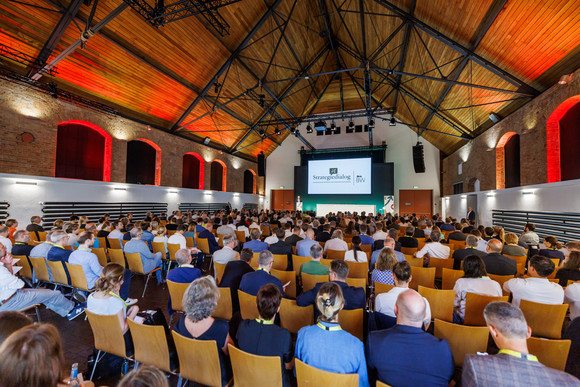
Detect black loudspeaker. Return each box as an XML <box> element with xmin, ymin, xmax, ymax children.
<box><xmin>412</xmin><ymin>143</ymin><xmax>425</xmax><ymax>173</ymax></box>
<box><xmin>257</xmin><ymin>152</ymin><xmax>266</xmax><ymax>176</ymax></box>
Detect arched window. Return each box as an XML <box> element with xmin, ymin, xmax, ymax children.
<box><xmin>243</xmin><ymin>169</ymin><xmax>256</xmax><ymax>194</ymax></box>
<box><xmin>467</xmin><ymin>178</ymin><xmax>480</xmax><ymax>192</ymax></box>
<box><xmin>210</xmin><ymin>160</ymin><xmax>227</xmax><ymax>191</ymax></box>
<box><xmin>126</xmin><ymin>139</ymin><xmax>161</xmax><ymax>185</ymax></box>
<box><xmin>55</xmin><ymin>120</ymin><xmax>111</xmax><ymax>181</ymax></box>
<box><xmin>182</xmin><ymin>152</ymin><xmax>204</xmax><ymax>189</ymax></box>
<box><xmin>546</xmin><ymin>96</ymin><xmax>580</xmax><ymax>182</ymax></box>
<box><xmin>496</xmin><ymin>132</ymin><xmax>520</xmax><ymax>189</ymax></box>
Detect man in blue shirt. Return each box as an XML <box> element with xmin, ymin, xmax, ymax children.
<box><xmin>243</xmin><ymin>228</ymin><xmax>268</xmax><ymax>253</ymax></box>
<box><xmin>366</xmin><ymin>289</ymin><xmax>454</xmax><ymax>387</ymax></box>
<box><xmin>197</xmin><ymin>224</ymin><xmax>220</xmax><ymax>254</ymax></box>
<box><xmin>371</xmin><ymin>238</ymin><xmax>405</xmax><ymax>268</ymax></box>
<box><xmin>239</xmin><ymin>250</ymin><xmax>284</xmax><ymax>296</ymax></box>
<box><xmin>167</xmin><ymin>248</ymin><xmax>202</xmax><ymax>314</ymax></box>
<box><xmin>124</xmin><ymin>227</ymin><xmax>163</xmax><ymax>282</ymax></box>
<box><xmin>47</xmin><ymin>230</ymin><xmax>73</xmax><ymax>284</ymax></box>
<box><xmin>140</xmin><ymin>222</ymin><xmax>155</xmax><ymax>250</ymax></box>
<box><xmin>358</xmin><ymin>224</ymin><xmax>374</xmax><ymax>246</ymax></box>
<box><xmin>296</xmin><ymin>228</ymin><xmax>319</xmax><ymax>257</ymax></box>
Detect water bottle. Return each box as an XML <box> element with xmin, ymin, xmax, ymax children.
<box><xmin>67</xmin><ymin>363</ymin><xmax>80</xmax><ymax>386</ymax></box>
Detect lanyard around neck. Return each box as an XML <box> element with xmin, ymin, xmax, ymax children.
<box><xmin>316</xmin><ymin>322</ymin><xmax>342</xmax><ymax>331</ymax></box>
<box><xmin>255</xmin><ymin>319</ymin><xmax>274</xmax><ymax>325</ymax></box>
<box><xmin>498</xmin><ymin>349</ymin><xmax>538</xmax><ymax>361</ymax></box>
<box><xmin>107</xmin><ymin>291</ymin><xmax>127</xmax><ymax>308</ymax></box>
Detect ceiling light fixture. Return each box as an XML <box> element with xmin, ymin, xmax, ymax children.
<box><xmin>559</xmin><ymin>74</ymin><xmax>573</xmax><ymax>85</ymax></box>
<box><xmin>369</xmin><ymin>119</ymin><xmax>375</xmax><ymax>127</ymax></box>
<box><xmin>389</xmin><ymin>115</ymin><xmax>396</xmax><ymax>126</ymax></box>
<box><xmin>306</xmin><ymin>124</ymin><xmax>313</xmax><ymax>133</ymax></box>
<box><xmin>348</xmin><ymin>120</ymin><xmax>354</xmax><ymax>128</ymax></box>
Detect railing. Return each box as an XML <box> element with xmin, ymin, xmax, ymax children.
<box><xmin>0</xmin><ymin>202</ymin><xmax>9</xmax><ymax>222</ymax></box>
<box><xmin>41</xmin><ymin>202</ymin><xmax>167</xmax><ymax>227</ymax></box>
<box><xmin>178</xmin><ymin>203</ymin><xmax>227</xmax><ymax>213</ymax></box>
<box><xmin>492</xmin><ymin>209</ymin><xmax>580</xmax><ymax>243</ymax></box>
<box><xmin>243</xmin><ymin>203</ymin><xmax>258</xmax><ymax>210</ymax></box>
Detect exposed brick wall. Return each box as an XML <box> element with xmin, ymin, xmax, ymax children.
<box><xmin>442</xmin><ymin>69</ymin><xmax>580</xmax><ymax>196</ymax></box>
<box><xmin>0</xmin><ymin>78</ymin><xmax>265</xmax><ymax>194</ymax></box>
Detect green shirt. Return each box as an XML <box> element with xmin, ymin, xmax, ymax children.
<box><xmin>299</xmin><ymin>260</ymin><xmax>330</xmax><ymax>276</ymax></box>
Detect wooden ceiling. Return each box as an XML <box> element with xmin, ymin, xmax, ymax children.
<box><xmin>0</xmin><ymin>0</ymin><xmax>578</xmax><ymax>159</ymax></box>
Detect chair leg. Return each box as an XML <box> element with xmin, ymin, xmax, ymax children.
<box><xmin>90</xmin><ymin>350</ymin><xmax>102</xmax><ymax>381</ymax></box>
<box><xmin>142</xmin><ymin>274</ymin><xmax>150</xmax><ymax>298</ymax></box>
<box><xmin>35</xmin><ymin>306</ymin><xmax>41</xmax><ymax>322</ymax></box>
<box><xmin>177</xmin><ymin>375</ymin><xmax>182</xmax><ymax>387</ymax></box>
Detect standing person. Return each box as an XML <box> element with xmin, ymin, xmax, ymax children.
<box><xmin>467</xmin><ymin>207</ymin><xmax>476</xmax><ymax>222</ymax></box>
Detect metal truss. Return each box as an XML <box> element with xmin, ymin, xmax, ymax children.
<box><xmin>0</xmin><ymin>44</ymin><xmax>58</xmax><ymax>76</ymax></box>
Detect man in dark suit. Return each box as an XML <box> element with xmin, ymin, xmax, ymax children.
<box><xmin>463</xmin><ymin>301</ymin><xmax>579</xmax><ymax>386</ymax></box>
<box><xmin>440</xmin><ymin>218</ymin><xmax>455</xmax><ymax>232</ymax></box>
<box><xmin>197</xmin><ymin>223</ymin><xmax>220</xmax><ymax>254</ymax></box>
<box><xmin>463</xmin><ymin>220</ymin><xmax>476</xmax><ymax>234</ymax></box>
<box><xmin>467</xmin><ymin>207</ymin><xmax>476</xmax><ymax>223</ymax></box>
<box><xmin>219</xmin><ymin>248</ymin><xmax>254</xmax><ymax>312</ymax></box>
<box><xmin>452</xmin><ymin>235</ymin><xmax>487</xmax><ymax>269</ymax></box>
<box><xmin>315</xmin><ymin>224</ymin><xmax>332</xmax><ymax>243</ymax></box>
<box><xmin>11</xmin><ymin>230</ymin><xmax>34</xmax><ymax>257</ymax></box>
<box><xmin>411</xmin><ymin>222</ymin><xmax>425</xmax><ymax>238</ymax></box>
<box><xmin>167</xmin><ymin>248</ymin><xmax>202</xmax><ymax>314</ymax></box>
<box><xmin>239</xmin><ymin>250</ymin><xmax>284</xmax><ymax>296</ymax></box>
<box><xmin>387</xmin><ymin>229</ymin><xmax>402</xmax><ymax>252</ymax></box>
<box><xmin>367</xmin><ymin>289</ymin><xmax>454</xmax><ymax>387</ymax></box>
<box><xmin>398</xmin><ymin>226</ymin><xmax>419</xmax><ymax>248</ymax></box>
<box><xmin>284</xmin><ymin>226</ymin><xmax>303</xmax><ymax>247</ymax></box>
<box><xmin>447</xmin><ymin>223</ymin><xmax>467</xmax><ymax>242</ymax></box>
<box><xmin>483</xmin><ymin>239</ymin><xmax>517</xmax><ymax>276</ymax></box>
<box><xmin>269</xmin><ymin>228</ymin><xmax>293</xmax><ymax>270</ymax></box>
<box><xmin>296</xmin><ymin>260</ymin><xmax>365</xmax><ymax>319</ymax></box>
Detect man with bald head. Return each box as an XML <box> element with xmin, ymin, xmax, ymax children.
<box><xmin>366</xmin><ymin>289</ymin><xmax>454</xmax><ymax>387</ymax></box>
<box><xmin>483</xmin><ymin>239</ymin><xmax>517</xmax><ymax>276</ymax></box>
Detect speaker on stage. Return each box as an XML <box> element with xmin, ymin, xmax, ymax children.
<box><xmin>258</xmin><ymin>151</ymin><xmax>266</xmax><ymax>176</ymax></box>
<box><xmin>412</xmin><ymin>142</ymin><xmax>425</xmax><ymax>173</ymax></box>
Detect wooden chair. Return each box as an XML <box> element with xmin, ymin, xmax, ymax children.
<box><xmin>295</xmin><ymin>359</ymin><xmax>358</xmax><ymax>387</ymax></box>
<box><xmin>32</xmin><ymin>240</ymin><xmax>43</xmax><ymax>246</ymax></box>
<box><xmin>46</xmin><ymin>260</ymin><xmax>70</xmax><ymax>288</ymax></box>
<box><xmin>28</xmin><ymin>231</ymin><xmax>39</xmax><ymax>242</ymax></box>
<box><xmin>376</xmin><ymin>381</ymin><xmax>391</xmax><ymax>387</ymax></box>
<box><xmin>463</xmin><ymin>293</ymin><xmax>509</xmax><ymax>326</ymax></box>
<box><xmin>107</xmin><ymin>238</ymin><xmax>122</xmax><ymax>250</ymax></box>
<box><xmin>441</xmin><ymin>268</ymin><xmax>464</xmax><ymax>290</ymax></box>
<box><xmin>279</xmin><ymin>298</ymin><xmax>314</xmax><ymax>334</ymax></box>
<box><xmin>434</xmin><ymin>319</ymin><xmax>489</xmax><ymax>367</ymax></box>
<box><xmin>548</xmin><ymin>259</ymin><xmax>559</xmax><ymax>279</ymax></box>
<box><xmin>346</xmin><ymin>261</ymin><xmax>369</xmax><ymax>282</ymax></box>
<box><xmin>152</xmin><ymin>241</ymin><xmax>167</xmax><ymax>259</ymax></box>
<box><xmin>213</xmin><ymin>287</ymin><xmax>233</xmax><ymax>320</ymax></box>
<box><xmin>405</xmin><ymin>255</ymin><xmax>424</xmax><ymax>267</ymax></box>
<box><xmin>66</xmin><ymin>263</ymin><xmax>90</xmax><ymax>291</ymax></box>
<box><xmin>505</xmin><ymin>254</ymin><xmax>527</xmax><ymax>276</ymax></box>
<box><xmin>235</xmin><ymin>230</ymin><xmax>246</xmax><ymax>243</ymax></box>
<box><xmin>167</xmin><ymin>230</ymin><xmax>177</xmax><ymax>237</ymax></box>
<box><xmin>292</xmin><ymin>255</ymin><xmax>312</xmax><ymax>274</ymax></box>
<box><xmin>185</xmin><ymin>236</ymin><xmax>195</xmax><ymax>248</ymax></box>
<box><xmin>428</xmin><ymin>258</ymin><xmax>454</xmax><ymax>279</ymax></box>
<box><xmin>127</xmin><ymin>319</ymin><xmax>176</xmax><ymax>373</ymax></box>
<box><xmin>488</xmin><ymin>273</ymin><xmax>515</xmax><ymax>296</ymax></box>
<box><xmin>527</xmin><ymin>337</ymin><xmax>571</xmax><ymax>371</ymax></box>
<box><xmin>167</xmin><ymin>279</ymin><xmax>190</xmax><ymax>314</ymax></box>
<box><xmin>418</xmin><ymin>286</ymin><xmax>454</xmax><ymax>322</ymax></box>
<box><xmin>214</xmin><ymin>262</ymin><xmax>226</xmax><ymax>284</ymax></box>
<box><xmin>374</xmin><ymin>282</ymin><xmax>395</xmax><ymax>296</ymax></box>
<box><xmin>520</xmin><ymin>299</ymin><xmax>568</xmax><ymax>339</ymax></box>
<box><xmin>327</xmin><ymin>249</ymin><xmax>346</xmax><ymax>260</ymax></box>
<box><xmin>450</xmin><ymin>240</ymin><xmax>466</xmax><ymax>251</ymax></box>
<box><xmin>271</xmin><ymin>269</ymin><xmax>297</xmax><ymax>299</ymax></box>
<box><xmin>417</xmin><ymin>238</ymin><xmax>426</xmax><ymax>250</ymax></box>
<box><xmin>86</xmin><ymin>310</ymin><xmax>133</xmax><ymax>381</ymax></box>
<box><xmin>346</xmin><ymin>277</ymin><xmax>366</xmax><ymax>288</ymax></box>
<box><xmin>409</xmin><ymin>267</ymin><xmax>435</xmax><ymax>290</ymax></box>
<box><xmin>167</xmin><ymin>243</ymin><xmax>180</xmax><ymax>269</ymax></box>
<box><xmin>18</xmin><ymin>303</ymin><xmax>41</xmax><ymax>322</ymax></box>
<box><xmin>109</xmin><ymin>249</ymin><xmax>126</xmax><ymax>268</ymax></box>
<box><xmin>125</xmin><ymin>252</ymin><xmax>161</xmax><ymax>297</ymax></box>
<box><xmin>260</xmin><ymin>225</ymin><xmax>271</xmax><ymax>237</ymax></box>
<box><xmin>302</xmin><ymin>273</ymin><xmax>329</xmax><ymax>293</ymax></box>
<box><xmin>271</xmin><ymin>254</ymin><xmax>288</xmax><ymax>271</ymax></box>
<box><xmin>29</xmin><ymin>257</ymin><xmax>50</xmax><ymax>284</ymax></box>
<box><xmin>338</xmin><ymin>308</ymin><xmax>364</xmax><ymax>341</ymax></box>
<box><xmin>12</xmin><ymin>255</ymin><xmax>33</xmax><ymax>281</ymax></box>
<box><xmin>401</xmin><ymin>247</ymin><xmax>418</xmax><ymax>255</ymax></box>
<box><xmin>229</xmin><ymin>344</ymin><xmax>282</xmax><ymax>387</ymax></box>
<box><xmin>320</xmin><ymin>259</ymin><xmax>332</xmax><ymax>268</ymax></box>
<box><xmin>568</xmin><ymin>280</ymin><xmax>580</xmax><ymax>286</ymax></box>
<box><xmin>196</xmin><ymin>238</ymin><xmax>211</xmax><ymax>255</ymax></box>
<box><xmin>90</xmin><ymin>247</ymin><xmax>108</xmax><ymax>267</ymax></box>
<box><xmin>250</xmin><ymin>253</ymin><xmax>261</xmax><ymax>269</ymax></box>
<box><xmin>172</xmin><ymin>331</ymin><xmax>226</xmax><ymax>387</ymax></box>
<box><xmin>218</xmin><ymin>235</ymin><xmax>225</xmax><ymax>248</ymax></box>
<box><xmin>238</xmin><ymin>290</ymin><xmax>259</xmax><ymax>320</ymax></box>
<box><xmin>37</xmin><ymin>231</ymin><xmax>47</xmax><ymax>241</ymax></box>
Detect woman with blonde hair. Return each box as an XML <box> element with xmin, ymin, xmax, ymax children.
<box><xmin>153</xmin><ymin>225</ymin><xmax>169</xmax><ymax>254</ymax></box>
<box><xmin>295</xmin><ymin>282</ymin><xmax>369</xmax><ymax>387</ymax></box>
<box><xmin>117</xmin><ymin>364</ymin><xmax>169</xmax><ymax>387</ymax></box>
<box><xmin>492</xmin><ymin>226</ymin><xmax>505</xmax><ymax>244</ymax></box>
<box><xmin>372</xmin><ymin>248</ymin><xmax>398</xmax><ymax>285</ymax></box>
<box><xmin>501</xmin><ymin>232</ymin><xmax>526</xmax><ymax>256</ymax></box>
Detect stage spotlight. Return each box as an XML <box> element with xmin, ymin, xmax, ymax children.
<box><xmin>349</xmin><ymin>120</ymin><xmax>354</xmax><ymax>128</ymax></box>
<box><xmin>214</xmin><ymin>82</ymin><xmax>220</xmax><ymax>94</ymax></box>
<box><xmin>290</xmin><ymin>127</ymin><xmax>296</xmax><ymax>133</ymax></box>
<box><xmin>275</xmin><ymin>128</ymin><xmax>281</xmax><ymax>135</ymax></box>
<box><xmin>369</xmin><ymin>119</ymin><xmax>375</xmax><ymax>127</ymax></box>
<box><xmin>203</xmin><ymin>136</ymin><xmax>210</xmax><ymax>145</ymax></box>
<box><xmin>306</xmin><ymin>124</ymin><xmax>313</xmax><ymax>133</ymax></box>
<box><xmin>258</xmin><ymin>94</ymin><xmax>265</xmax><ymax>107</ymax></box>
<box><xmin>330</xmin><ymin>122</ymin><xmax>336</xmax><ymax>130</ymax></box>
<box><xmin>389</xmin><ymin>115</ymin><xmax>396</xmax><ymax>126</ymax></box>
<box><xmin>259</xmin><ymin>129</ymin><xmax>266</xmax><ymax>137</ymax></box>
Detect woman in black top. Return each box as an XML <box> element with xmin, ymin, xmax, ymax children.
<box><xmin>236</xmin><ymin>284</ymin><xmax>293</xmax><ymax>386</ymax></box>
<box><xmin>556</xmin><ymin>251</ymin><xmax>580</xmax><ymax>287</ymax></box>
<box><xmin>539</xmin><ymin>236</ymin><xmax>566</xmax><ymax>263</ymax></box>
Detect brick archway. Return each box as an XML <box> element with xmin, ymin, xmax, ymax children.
<box><xmin>546</xmin><ymin>96</ymin><xmax>580</xmax><ymax>183</ymax></box>
<box><xmin>496</xmin><ymin>132</ymin><xmax>518</xmax><ymax>189</ymax></box>
<box><xmin>131</xmin><ymin>138</ymin><xmax>161</xmax><ymax>186</ymax></box>
<box><xmin>210</xmin><ymin>159</ymin><xmax>227</xmax><ymax>191</ymax></box>
<box><xmin>183</xmin><ymin>152</ymin><xmax>205</xmax><ymax>189</ymax></box>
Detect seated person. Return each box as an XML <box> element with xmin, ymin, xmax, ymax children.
<box><xmin>295</xmin><ymin>282</ymin><xmax>369</xmax><ymax>387</ymax></box>
<box><xmin>398</xmin><ymin>226</ymin><xmax>419</xmax><ymax>248</ymax></box>
<box><xmin>11</xmin><ymin>230</ymin><xmax>33</xmax><ymax>257</ymax></box>
<box><xmin>0</xmin><ymin>226</ymin><xmax>12</xmax><ymax>254</ymax></box>
<box><xmin>375</xmin><ymin>261</ymin><xmax>431</xmax><ymax>329</ymax></box>
<box><xmin>26</xmin><ymin>215</ymin><xmax>44</xmax><ymax>234</ymax></box>
<box><xmin>197</xmin><ymin>223</ymin><xmax>220</xmax><ymax>254</ymax></box>
<box><xmin>167</xmin><ymin>248</ymin><xmax>202</xmax><ymax>314</ymax></box>
<box><xmin>184</xmin><ymin>223</ymin><xmax>197</xmax><ymax>238</ymax></box>
<box><xmin>96</xmin><ymin>221</ymin><xmax>111</xmax><ymax>239</ymax></box>
<box><xmin>367</xmin><ymin>289</ymin><xmax>454</xmax><ymax>387</ymax></box>
<box><xmin>371</xmin><ymin>237</ymin><xmax>405</xmax><ymax>268</ymax></box>
<box><xmin>415</xmin><ymin>230</ymin><xmax>450</xmax><ymax>260</ymax></box>
<box><xmin>296</xmin><ymin>228</ymin><xmax>319</xmax><ymax>257</ymax></box>
<box><xmin>453</xmin><ymin>255</ymin><xmax>502</xmax><ymax>323</ymax></box>
<box><xmin>556</xmin><ymin>251</ymin><xmax>580</xmax><ymax>287</ymax></box>
<box><xmin>503</xmin><ymin>255</ymin><xmax>564</xmax><ymax>306</ymax></box>
<box><xmin>298</xmin><ymin>244</ymin><xmax>330</xmax><ymax>282</ymax></box>
<box><xmin>357</xmin><ymin>224</ymin><xmax>374</xmax><ymax>246</ymax></box>
<box><xmin>213</xmin><ymin>235</ymin><xmax>239</xmax><ymax>265</ymax></box>
<box><xmin>440</xmin><ymin>218</ymin><xmax>455</xmax><ymax>232</ymax></box>
<box><xmin>297</xmin><ymin>259</ymin><xmax>365</xmax><ymax>318</ymax></box>
<box><xmin>124</xmin><ymin>227</ymin><xmax>163</xmax><ymax>283</ymax></box>
<box><xmin>68</xmin><ymin>231</ymin><xmax>102</xmax><ymax>290</ymax></box>
<box><xmin>239</xmin><ymin>250</ymin><xmax>284</xmax><ymax>296</ymax></box>
<box><xmin>167</xmin><ymin>225</ymin><xmax>189</xmax><ymax>250</ymax></box>
<box><xmin>107</xmin><ymin>221</ymin><xmax>125</xmax><ymax>245</ymax></box>
<box><xmin>371</xmin><ymin>248</ymin><xmax>398</xmax><ymax>285</ymax></box>
<box><xmin>324</xmin><ymin>230</ymin><xmax>348</xmax><ymax>254</ymax></box>
<box><xmin>483</xmin><ymin>239</ymin><xmax>517</xmax><ymax>276</ymax></box>
<box><xmin>388</xmin><ymin>229</ymin><xmax>402</xmax><ymax>252</ymax></box>
<box><xmin>285</xmin><ymin>226</ymin><xmax>303</xmax><ymax>247</ymax></box>
<box><xmin>519</xmin><ymin>222</ymin><xmax>540</xmax><ymax>246</ymax></box>
<box><xmin>345</xmin><ymin>236</ymin><xmax>368</xmax><ymax>262</ymax></box>
<box><xmin>46</xmin><ymin>230</ymin><xmax>73</xmax><ymax>283</ymax></box>
<box><xmin>153</xmin><ymin>226</ymin><xmax>169</xmax><ymax>255</ymax></box>
<box><xmin>463</xmin><ymin>302</ymin><xmax>579</xmax><ymax>385</ymax></box>
<box><xmin>122</xmin><ymin>224</ymin><xmax>134</xmax><ymax>241</ymax></box>
<box><xmin>220</xmin><ymin>248</ymin><xmax>255</xmax><ymax>312</ymax></box>
<box><xmin>447</xmin><ymin>223</ymin><xmax>467</xmax><ymax>242</ymax></box>
<box><xmin>470</xmin><ymin>229</ymin><xmax>489</xmax><ymax>252</ymax></box>
<box><xmin>565</xmin><ymin>282</ymin><xmax>580</xmax><ymax>321</ymax></box>
<box><xmin>316</xmin><ymin>224</ymin><xmax>332</xmax><ymax>243</ymax></box>
<box><xmin>236</xmin><ymin>284</ymin><xmax>293</xmax><ymax>386</ymax></box>
<box><xmin>0</xmin><ymin>311</ymin><xmax>32</xmax><ymax>345</ymax></box>
<box><xmin>268</xmin><ymin>228</ymin><xmax>292</xmax><ymax>269</ymax></box>
<box><xmin>452</xmin><ymin>235</ymin><xmax>487</xmax><ymax>270</ymax></box>
<box><xmin>173</xmin><ymin>276</ymin><xmax>233</xmax><ymax>384</ymax></box>
<box><xmin>29</xmin><ymin>230</ymin><xmax>53</xmax><ymax>259</ymax></box>
<box><xmin>539</xmin><ymin>236</ymin><xmax>566</xmax><ymax>263</ymax></box>
<box><xmin>502</xmin><ymin>232</ymin><xmax>527</xmax><ymax>256</ymax></box>
<box><xmin>140</xmin><ymin>222</ymin><xmax>155</xmax><ymax>249</ymax></box>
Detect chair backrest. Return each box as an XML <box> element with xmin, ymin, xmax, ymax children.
<box><xmin>260</xmin><ymin>225</ymin><xmax>271</xmax><ymax>237</ymax></box>
<box><xmin>152</xmin><ymin>242</ymin><xmax>167</xmax><ymax>257</ymax></box>
<box><xmin>320</xmin><ymin>259</ymin><xmax>331</xmax><ymax>268</ymax></box>
<box><xmin>401</xmin><ymin>247</ymin><xmax>418</xmax><ymax>255</ymax></box>
<box><xmin>279</xmin><ymin>298</ymin><xmax>314</xmax><ymax>334</ymax></box>
<box><xmin>505</xmin><ymin>254</ymin><xmax>527</xmax><ymax>276</ymax></box>
<box><xmin>91</xmin><ymin>248</ymin><xmax>108</xmax><ymax>267</ymax></box>
<box><xmin>346</xmin><ymin>261</ymin><xmax>369</xmax><ymax>280</ymax></box>
<box><xmin>271</xmin><ymin>269</ymin><xmax>297</xmax><ymax>299</ymax></box>
<box><xmin>428</xmin><ymin>258</ymin><xmax>454</xmax><ymax>279</ymax></box>
<box><xmin>45</xmin><ymin>260</ymin><xmax>69</xmax><ymax>286</ymax></box>
<box><xmin>229</xmin><ymin>344</ymin><xmax>282</xmax><ymax>387</ymax></box>
<box><xmin>125</xmin><ymin>252</ymin><xmax>145</xmax><ymax>274</ymax></box>
<box><xmin>433</xmin><ymin>318</ymin><xmax>489</xmax><ymax>367</ymax></box>
<box><xmin>167</xmin><ymin>280</ymin><xmax>190</xmax><ymax>312</ymax></box>
<box><xmin>168</xmin><ymin>243</ymin><xmax>181</xmax><ymax>261</ymax></box>
<box><xmin>172</xmin><ymin>331</ymin><xmax>222</xmax><ymax>387</ymax></box>
<box><xmin>345</xmin><ymin>277</ymin><xmax>366</xmax><ymax>288</ymax></box>
<box><xmin>418</xmin><ymin>286</ymin><xmax>455</xmax><ymax>322</ymax></box>
<box><xmin>214</xmin><ymin>262</ymin><xmax>226</xmax><ymax>284</ymax></box>
<box><xmin>450</xmin><ymin>240</ymin><xmax>466</xmax><ymax>251</ymax></box>
<box><xmin>185</xmin><ymin>236</ymin><xmax>195</xmax><ymax>248</ymax></box>
<box><xmin>28</xmin><ymin>231</ymin><xmax>39</xmax><ymax>242</ymax></box>
<box><xmin>302</xmin><ymin>273</ymin><xmax>329</xmax><ymax>293</ymax></box>
<box><xmin>235</xmin><ymin>231</ymin><xmax>246</xmax><ymax>243</ymax></box>
<box><xmin>338</xmin><ymin>308</ymin><xmax>364</xmax><ymax>341</ymax></box>
<box><xmin>238</xmin><ymin>290</ymin><xmax>259</xmax><ymax>320</ymax></box>
<box><xmin>409</xmin><ymin>266</ymin><xmax>435</xmax><ymax>290</ymax></box>
<box><xmin>250</xmin><ymin>253</ymin><xmax>260</xmax><ymax>269</ymax></box>
<box><xmin>487</xmin><ymin>273</ymin><xmax>515</xmax><ymax>296</ymax></box>
<box><xmin>197</xmin><ymin>238</ymin><xmax>211</xmax><ymax>255</ymax></box>
<box><xmin>29</xmin><ymin>257</ymin><xmax>50</xmax><ymax>282</ymax></box>
<box><xmin>520</xmin><ymin>299</ymin><xmax>568</xmax><ymax>339</ymax></box>
<box><xmin>108</xmin><ymin>249</ymin><xmax>126</xmax><ymax>268</ymax></box>
<box><xmin>37</xmin><ymin>231</ymin><xmax>47</xmax><ymax>241</ymax></box>
<box><xmin>463</xmin><ymin>293</ymin><xmax>509</xmax><ymax>326</ymax></box>
<box><xmin>86</xmin><ymin>309</ymin><xmax>128</xmax><ymax>358</ymax></box>
<box><xmin>13</xmin><ymin>255</ymin><xmax>33</xmax><ymax>280</ymax></box>
<box><xmin>65</xmin><ymin>263</ymin><xmax>90</xmax><ymax>291</ymax></box>
<box><xmin>295</xmin><ymin>359</ymin><xmax>358</xmax><ymax>387</ymax></box>
<box><xmin>527</xmin><ymin>337</ymin><xmax>571</xmax><ymax>371</ymax></box>
<box><xmin>127</xmin><ymin>319</ymin><xmax>173</xmax><ymax>372</ymax></box>
<box><xmin>213</xmin><ymin>287</ymin><xmax>233</xmax><ymax>320</ymax></box>
<box><xmin>218</xmin><ymin>235</ymin><xmax>224</xmax><ymax>248</ymax></box>
<box><xmin>417</xmin><ymin>238</ymin><xmax>426</xmax><ymax>250</ymax></box>
<box><xmin>96</xmin><ymin>237</ymin><xmax>107</xmax><ymax>249</ymax></box>
<box><xmin>107</xmin><ymin>238</ymin><xmax>122</xmax><ymax>250</ymax></box>
<box><xmin>376</xmin><ymin>381</ymin><xmax>391</xmax><ymax>387</ymax></box>
<box><xmin>272</xmin><ymin>254</ymin><xmax>287</xmax><ymax>271</ymax></box>
<box><xmin>374</xmin><ymin>282</ymin><xmax>395</xmax><ymax>296</ymax></box>
<box><xmin>405</xmin><ymin>255</ymin><xmax>424</xmax><ymax>267</ymax></box>
<box><xmin>326</xmin><ymin>249</ymin><xmax>346</xmax><ymax>260</ymax></box>
<box><xmin>441</xmin><ymin>268</ymin><xmax>464</xmax><ymax>290</ymax></box>
<box><xmin>121</xmin><ymin>239</ymin><xmax>129</xmax><ymax>248</ymax></box>
<box><xmin>292</xmin><ymin>255</ymin><xmax>312</xmax><ymax>273</ymax></box>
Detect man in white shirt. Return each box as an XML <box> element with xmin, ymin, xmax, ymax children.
<box><xmin>471</xmin><ymin>229</ymin><xmax>488</xmax><ymax>252</ymax></box>
<box><xmin>237</xmin><ymin>223</ymin><xmax>250</xmax><ymax>239</ymax></box>
<box><xmin>0</xmin><ymin>226</ymin><xmax>12</xmax><ymax>254</ymax></box>
<box><xmin>217</xmin><ymin>217</ymin><xmax>235</xmax><ymax>237</ymax></box>
<box><xmin>212</xmin><ymin>234</ymin><xmax>239</xmax><ymax>265</ymax></box>
<box><xmin>249</xmin><ymin>218</ymin><xmax>260</xmax><ymax>230</ymax></box>
<box><xmin>168</xmin><ymin>225</ymin><xmax>199</xmax><ymax>255</ymax></box>
<box><xmin>565</xmin><ymin>283</ymin><xmax>580</xmax><ymax>320</ymax></box>
<box><xmin>283</xmin><ymin>223</ymin><xmax>293</xmax><ymax>239</ymax></box>
<box><xmin>503</xmin><ymin>255</ymin><xmax>564</xmax><ymax>306</ymax></box>
<box><xmin>415</xmin><ymin>230</ymin><xmax>450</xmax><ymax>259</ymax></box>
<box><xmin>324</xmin><ymin>230</ymin><xmax>349</xmax><ymax>253</ymax></box>
<box><xmin>107</xmin><ymin>221</ymin><xmax>124</xmax><ymax>244</ymax></box>
<box><xmin>264</xmin><ymin>229</ymin><xmax>278</xmax><ymax>245</ymax></box>
<box><xmin>372</xmin><ymin>222</ymin><xmax>387</xmax><ymax>241</ymax></box>
<box><xmin>375</xmin><ymin>260</ymin><xmax>431</xmax><ymax>329</ymax></box>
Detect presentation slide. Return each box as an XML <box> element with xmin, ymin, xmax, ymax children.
<box><xmin>308</xmin><ymin>158</ymin><xmax>372</xmax><ymax>195</ymax></box>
